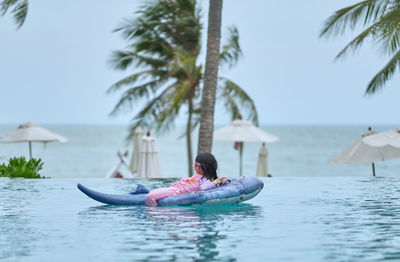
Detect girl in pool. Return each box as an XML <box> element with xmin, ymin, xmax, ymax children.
<box><xmin>145</xmin><ymin>152</ymin><xmax>228</xmax><ymax>206</ymax></box>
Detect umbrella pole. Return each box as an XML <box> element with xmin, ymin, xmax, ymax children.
<box><xmin>29</xmin><ymin>141</ymin><xmax>32</xmax><ymax>160</ymax></box>
<box><xmin>372</xmin><ymin>162</ymin><xmax>376</xmax><ymax>177</ymax></box>
<box><xmin>239</xmin><ymin>142</ymin><xmax>243</xmax><ymax>177</ymax></box>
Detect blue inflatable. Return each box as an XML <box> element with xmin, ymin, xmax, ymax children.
<box><xmin>77</xmin><ymin>176</ymin><xmax>263</xmax><ymax>206</ymax></box>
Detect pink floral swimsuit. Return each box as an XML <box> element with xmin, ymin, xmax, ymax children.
<box><xmin>145</xmin><ymin>173</ymin><xmax>215</xmax><ymax>206</ymax></box>
<box><xmin>170</xmin><ymin>173</ymin><xmax>215</xmax><ymax>194</ymax></box>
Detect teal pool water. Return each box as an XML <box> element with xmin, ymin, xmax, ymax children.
<box><xmin>2</xmin><ymin>176</ymin><xmax>400</xmax><ymax>261</ymax></box>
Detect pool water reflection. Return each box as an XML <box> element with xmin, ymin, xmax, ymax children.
<box><xmin>2</xmin><ymin>176</ymin><xmax>400</xmax><ymax>261</ymax></box>
<box><xmin>78</xmin><ymin>204</ymin><xmax>262</xmax><ymax>261</ymax></box>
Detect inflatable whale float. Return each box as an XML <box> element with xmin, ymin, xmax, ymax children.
<box><xmin>77</xmin><ymin>176</ymin><xmax>263</xmax><ymax>206</ymax></box>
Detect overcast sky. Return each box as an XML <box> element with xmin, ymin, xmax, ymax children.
<box><xmin>1</xmin><ymin>0</ymin><xmax>399</xmax><ymax>125</ymax></box>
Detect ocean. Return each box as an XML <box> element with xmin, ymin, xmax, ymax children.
<box><xmin>0</xmin><ymin>124</ymin><xmax>399</xmax><ymax>178</ymax></box>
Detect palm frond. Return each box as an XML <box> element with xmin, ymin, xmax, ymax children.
<box><xmin>335</xmin><ymin>5</ymin><xmax>400</xmax><ymax>58</ymax></box>
<box><xmin>219</xmin><ymin>26</ymin><xmax>242</xmax><ymax>69</ymax></box>
<box><xmin>12</xmin><ymin>0</ymin><xmax>26</xmax><ymax>27</ymax></box>
<box><xmin>334</xmin><ymin>19</ymin><xmax>380</xmax><ymax>59</ymax></box>
<box><xmin>365</xmin><ymin>49</ymin><xmax>400</xmax><ymax>94</ymax></box>
<box><xmin>107</xmin><ymin>69</ymin><xmax>168</xmax><ymax>93</ymax></box>
<box><xmin>135</xmin><ymin>37</ymin><xmax>174</xmax><ymax>57</ymax></box>
<box><xmin>377</xmin><ymin>6</ymin><xmax>400</xmax><ymax>54</ymax></box>
<box><xmin>113</xmin><ymin>17</ymin><xmax>142</xmax><ymax>40</ymax></box>
<box><xmin>218</xmin><ymin>77</ymin><xmax>259</xmax><ymax>126</ymax></box>
<box><xmin>127</xmin><ymin>82</ymin><xmax>184</xmax><ymax>137</ymax></box>
<box><xmin>320</xmin><ymin>0</ymin><xmax>400</xmax><ymax>94</ymax></box>
<box><xmin>127</xmin><ymin>89</ymin><xmax>172</xmax><ymax>136</ymax></box>
<box><xmin>161</xmin><ymin>80</ymin><xmax>191</xmax><ymax>120</ymax></box>
<box><xmin>218</xmin><ymin>87</ymin><xmax>242</xmax><ymax>121</ymax></box>
<box><xmin>1</xmin><ymin>0</ymin><xmax>28</xmax><ymax>28</ymax></box>
<box><xmin>0</xmin><ymin>0</ymin><xmax>15</xmax><ymax>14</ymax></box>
<box><xmin>168</xmin><ymin>47</ymin><xmax>200</xmax><ymax>79</ymax></box>
<box><xmin>109</xmin><ymin>50</ymin><xmax>168</xmax><ymax>71</ymax></box>
<box><xmin>320</xmin><ymin>0</ymin><xmax>388</xmax><ymax>37</ymax></box>
<box><xmin>108</xmin><ymin>50</ymin><xmax>135</xmax><ymax>70</ymax></box>
<box><xmin>109</xmin><ymin>78</ymin><xmax>169</xmax><ymax>116</ymax></box>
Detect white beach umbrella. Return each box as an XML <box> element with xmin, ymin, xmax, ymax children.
<box><xmin>214</xmin><ymin>120</ymin><xmax>279</xmax><ymax>176</ymax></box>
<box><xmin>214</xmin><ymin>120</ymin><xmax>279</xmax><ymax>142</ymax></box>
<box><xmin>137</xmin><ymin>134</ymin><xmax>162</xmax><ymax>178</ymax></box>
<box><xmin>330</xmin><ymin>127</ymin><xmax>400</xmax><ymax>176</ymax></box>
<box><xmin>129</xmin><ymin>126</ymin><xmax>142</xmax><ymax>173</ymax></box>
<box><xmin>256</xmin><ymin>143</ymin><xmax>269</xmax><ymax>177</ymax></box>
<box><xmin>363</xmin><ymin>128</ymin><xmax>400</xmax><ymax>148</ymax></box>
<box><xmin>0</xmin><ymin>121</ymin><xmax>68</xmax><ymax>159</ymax></box>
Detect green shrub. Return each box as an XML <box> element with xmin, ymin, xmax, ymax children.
<box><xmin>0</xmin><ymin>157</ymin><xmax>44</xmax><ymax>178</ymax></box>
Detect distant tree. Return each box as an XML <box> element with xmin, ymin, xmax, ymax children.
<box><xmin>109</xmin><ymin>0</ymin><xmax>258</xmax><ymax>176</ymax></box>
<box><xmin>320</xmin><ymin>0</ymin><xmax>400</xmax><ymax>94</ymax></box>
<box><xmin>1</xmin><ymin>0</ymin><xmax>28</xmax><ymax>28</ymax></box>
<box><xmin>198</xmin><ymin>0</ymin><xmax>223</xmax><ymax>154</ymax></box>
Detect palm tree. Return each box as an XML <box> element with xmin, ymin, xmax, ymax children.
<box><xmin>320</xmin><ymin>0</ymin><xmax>400</xmax><ymax>94</ymax></box>
<box><xmin>197</xmin><ymin>0</ymin><xmax>223</xmax><ymax>154</ymax></box>
<box><xmin>1</xmin><ymin>0</ymin><xmax>28</xmax><ymax>28</ymax></box>
<box><xmin>109</xmin><ymin>0</ymin><xmax>258</xmax><ymax>176</ymax></box>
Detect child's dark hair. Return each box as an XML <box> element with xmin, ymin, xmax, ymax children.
<box><xmin>195</xmin><ymin>153</ymin><xmax>218</xmax><ymax>181</ymax></box>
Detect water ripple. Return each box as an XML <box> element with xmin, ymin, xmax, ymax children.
<box><xmin>3</xmin><ymin>177</ymin><xmax>400</xmax><ymax>261</ymax></box>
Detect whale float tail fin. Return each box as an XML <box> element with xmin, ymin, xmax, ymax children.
<box><xmin>129</xmin><ymin>184</ymin><xmax>150</xmax><ymax>195</ymax></box>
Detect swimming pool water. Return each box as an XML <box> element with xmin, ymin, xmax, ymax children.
<box><xmin>1</xmin><ymin>176</ymin><xmax>400</xmax><ymax>261</ymax></box>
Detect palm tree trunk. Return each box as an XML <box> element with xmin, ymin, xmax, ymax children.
<box><xmin>187</xmin><ymin>98</ymin><xmax>194</xmax><ymax>177</ymax></box>
<box><xmin>198</xmin><ymin>0</ymin><xmax>223</xmax><ymax>154</ymax></box>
